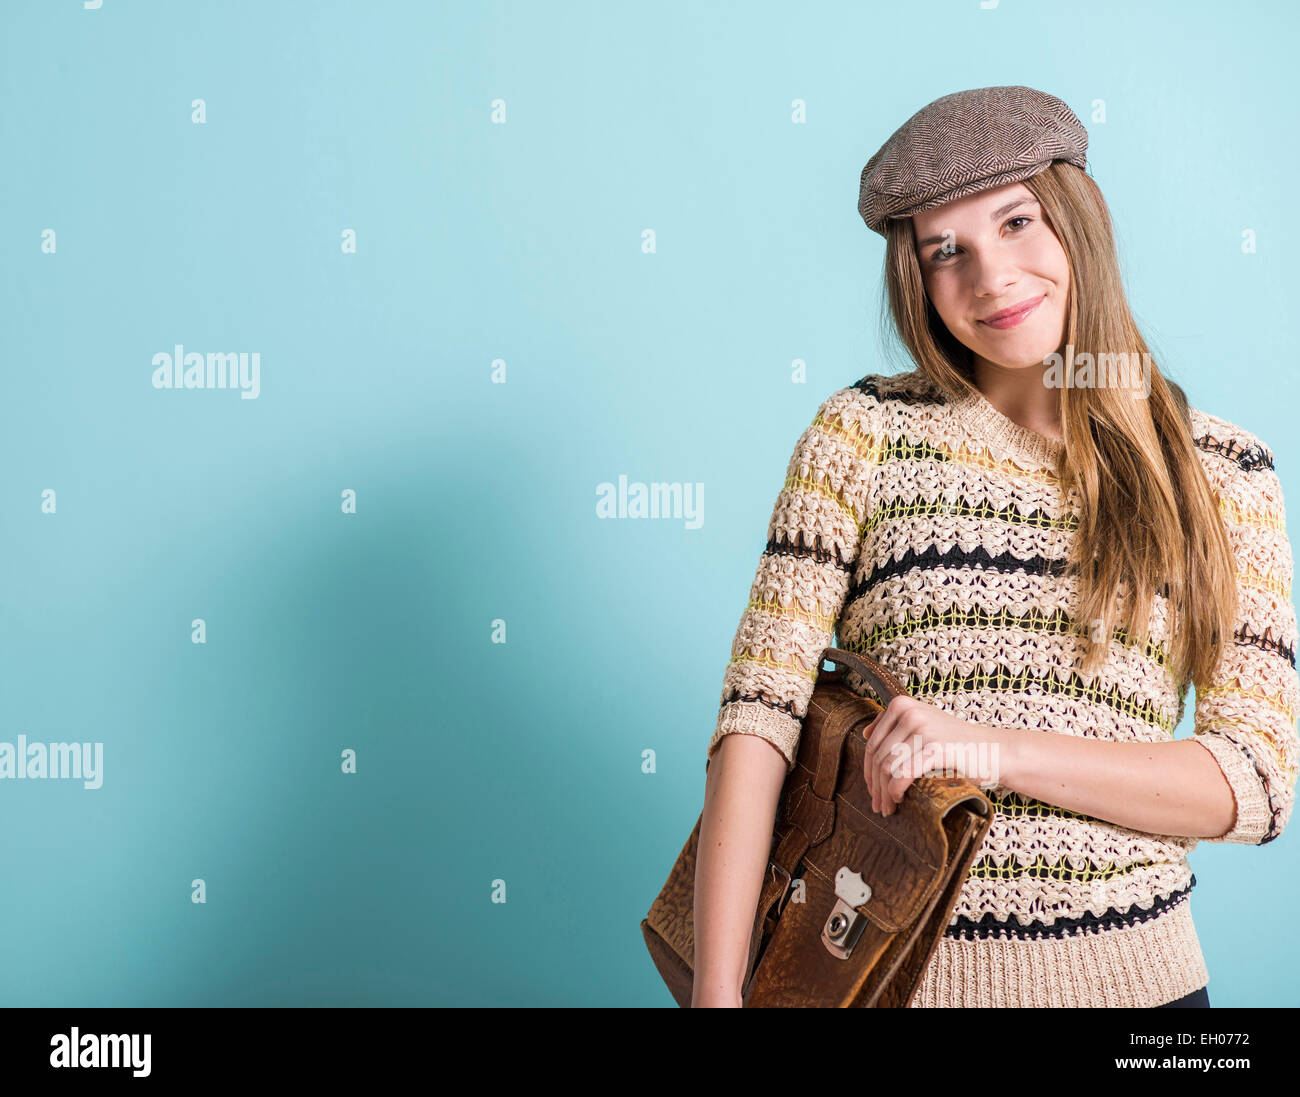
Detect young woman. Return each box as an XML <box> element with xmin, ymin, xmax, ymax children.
<box><xmin>691</xmin><ymin>87</ymin><xmax>1299</xmax><ymax>1008</ymax></box>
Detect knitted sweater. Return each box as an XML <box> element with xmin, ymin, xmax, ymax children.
<box><xmin>706</xmin><ymin>370</ymin><xmax>1300</xmax><ymax>1008</ymax></box>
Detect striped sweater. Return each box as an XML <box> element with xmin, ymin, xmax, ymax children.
<box><xmin>706</xmin><ymin>370</ymin><xmax>1300</xmax><ymax>1008</ymax></box>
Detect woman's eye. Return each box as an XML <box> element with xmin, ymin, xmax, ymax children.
<box><xmin>929</xmin><ymin>216</ymin><xmax>1032</xmax><ymax>264</ymax></box>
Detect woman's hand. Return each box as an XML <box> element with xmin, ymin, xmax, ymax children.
<box><xmin>861</xmin><ymin>696</ymin><xmax>1004</xmax><ymax>815</ymax></box>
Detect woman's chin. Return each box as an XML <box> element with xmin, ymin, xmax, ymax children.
<box><xmin>974</xmin><ymin>349</ymin><xmax>1056</xmax><ymax>372</ymax></box>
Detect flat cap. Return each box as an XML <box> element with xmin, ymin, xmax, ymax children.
<box><xmin>858</xmin><ymin>85</ymin><xmax>1088</xmax><ymax>238</ymax></box>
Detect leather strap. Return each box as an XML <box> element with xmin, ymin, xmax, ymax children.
<box><xmin>819</xmin><ymin>647</ymin><xmax>908</xmax><ymax>704</ymax></box>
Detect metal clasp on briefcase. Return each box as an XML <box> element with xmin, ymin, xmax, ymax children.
<box><xmin>821</xmin><ymin>867</ymin><xmax>872</xmax><ymax>959</ymax></box>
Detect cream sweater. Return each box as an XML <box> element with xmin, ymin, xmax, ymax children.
<box><xmin>707</xmin><ymin>370</ymin><xmax>1300</xmax><ymax>1008</ymax></box>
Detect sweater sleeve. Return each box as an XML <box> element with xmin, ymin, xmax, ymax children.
<box><xmin>1190</xmin><ymin>434</ymin><xmax>1300</xmax><ymax>845</ymax></box>
<box><xmin>705</xmin><ymin>387</ymin><xmax>875</xmax><ymax>774</ymax></box>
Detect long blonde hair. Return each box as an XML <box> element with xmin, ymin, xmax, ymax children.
<box><xmin>878</xmin><ymin>161</ymin><xmax>1235</xmax><ymax>692</ymax></box>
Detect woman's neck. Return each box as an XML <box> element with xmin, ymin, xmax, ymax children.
<box><xmin>971</xmin><ymin>356</ymin><xmax>1064</xmax><ymax>441</ymax></box>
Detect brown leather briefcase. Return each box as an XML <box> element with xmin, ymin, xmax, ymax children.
<box><xmin>641</xmin><ymin>647</ymin><xmax>994</xmax><ymax>1007</ymax></box>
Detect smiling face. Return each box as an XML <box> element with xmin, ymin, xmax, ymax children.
<box><xmin>911</xmin><ymin>181</ymin><xmax>1071</xmax><ymax>373</ymax></box>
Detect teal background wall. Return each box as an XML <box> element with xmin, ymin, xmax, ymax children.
<box><xmin>0</xmin><ymin>0</ymin><xmax>1296</xmax><ymax>1006</ymax></box>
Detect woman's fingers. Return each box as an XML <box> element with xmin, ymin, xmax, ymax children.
<box><xmin>882</xmin><ymin>747</ymin><xmax>915</xmax><ymax>814</ymax></box>
<box><xmin>862</xmin><ymin>715</ymin><xmax>881</xmax><ymax>807</ymax></box>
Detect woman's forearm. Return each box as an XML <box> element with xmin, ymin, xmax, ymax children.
<box><xmin>996</xmin><ymin>727</ymin><xmax>1238</xmax><ymax>838</ymax></box>
<box><xmin>692</xmin><ymin>733</ymin><xmax>788</xmax><ymax>1006</ymax></box>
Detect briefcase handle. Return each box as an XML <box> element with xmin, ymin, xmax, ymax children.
<box><xmin>818</xmin><ymin>647</ymin><xmax>909</xmax><ymax>707</ymax></box>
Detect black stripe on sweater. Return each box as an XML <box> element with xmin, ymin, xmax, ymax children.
<box><xmin>851</xmin><ymin>541</ymin><xmax>1170</xmax><ymax>604</ymax></box>
<box><xmin>1193</xmin><ymin>434</ymin><xmax>1275</xmax><ymax>472</ymax></box>
<box><xmin>1234</xmin><ymin>625</ymin><xmax>1297</xmax><ymax>668</ymax></box>
<box><xmin>719</xmin><ymin>690</ymin><xmax>798</xmax><ymax>717</ymax></box>
<box><xmin>763</xmin><ymin>529</ymin><xmax>854</xmax><ymax>571</ymax></box>
<box><xmin>851</xmin><ymin>373</ymin><xmax>947</xmax><ymax>406</ymax></box>
<box><xmin>944</xmin><ymin>877</ymin><xmax>1197</xmax><ymax>941</ymax></box>
<box><xmin>850</xmin><ymin>543</ymin><xmax>1068</xmax><ymax>599</ymax></box>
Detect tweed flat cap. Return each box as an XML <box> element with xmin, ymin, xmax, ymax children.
<box><xmin>858</xmin><ymin>85</ymin><xmax>1088</xmax><ymax>238</ymax></box>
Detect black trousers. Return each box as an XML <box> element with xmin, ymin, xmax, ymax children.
<box><xmin>1157</xmin><ymin>985</ymin><xmax>1210</xmax><ymax>1008</ymax></box>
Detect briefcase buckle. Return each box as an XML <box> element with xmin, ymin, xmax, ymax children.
<box><xmin>821</xmin><ymin>867</ymin><xmax>872</xmax><ymax>959</ymax></box>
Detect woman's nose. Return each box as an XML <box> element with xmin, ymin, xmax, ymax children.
<box><xmin>969</xmin><ymin>254</ymin><xmax>1020</xmax><ymax>298</ymax></box>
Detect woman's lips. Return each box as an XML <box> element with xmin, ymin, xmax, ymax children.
<box><xmin>979</xmin><ymin>294</ymin><xmax>1045</xmax><ymax>330</ymax></box>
